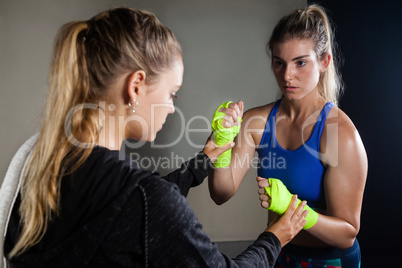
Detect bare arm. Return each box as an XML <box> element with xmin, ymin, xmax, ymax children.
<box><xmin>208</xmin><ymin>103</ymin><xmax>269</xmax><ymax>205</ymax></box>
<box><xmin>305</xmin><ymin>113</ymin><xmax>368</xmax><ymax>249</ymax></box>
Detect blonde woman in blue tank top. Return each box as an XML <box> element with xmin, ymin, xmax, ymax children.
<box><xmin>209</xmin><ymin>5</ymin><xmax>367</xmax><ymax>267</ymax></box>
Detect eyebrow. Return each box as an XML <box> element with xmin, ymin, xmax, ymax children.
<box><xmin>273</xmin><ymin>55</ymin><xmax>311</xmax><ymax>61</ymax></box>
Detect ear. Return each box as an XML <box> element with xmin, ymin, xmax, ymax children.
<box><xmin>127</xmin><ymin>70</ymin><xmax>147</xmax><ymax>102</ymax></box>
<box><xmin>320</xmin><ymin>53</ymin><xmax>331</xmax><ymax>73</ymax></box>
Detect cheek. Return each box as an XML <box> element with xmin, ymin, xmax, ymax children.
<box><xmin>272</xmin><ymin>68</ymin><xmax>283</xmax><ymax>81</ymax></box>
<box><xmin>301</xmin><ymin>66</ymin><xmax>320</xmax><ymax>87</ymax></box>
<box><xmin>154</xmin><ymin>108</ymin><xmax>169</xmax><ymax>123</ymax></box>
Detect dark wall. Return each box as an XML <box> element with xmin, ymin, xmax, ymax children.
<box><xmin>309</xmin><ymin>0</ymin><xmax>402</xmax><ymax>266</ymax></box>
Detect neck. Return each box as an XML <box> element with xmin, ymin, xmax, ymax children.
<box><xmin>96</xmin><ymin>102</ymin><xmax>126</xmax><ymax>151</ymax></box>
<box><xmin>281</xmin><ymin>90</ymin><xmax>325</xmax><ymax>120</ymax></box>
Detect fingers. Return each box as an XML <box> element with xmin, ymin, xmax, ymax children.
<box><xmin>258</xmin><ymin>187</ymin><xmax>266</xmax><ymax>195</ymax></box>
<box><xmin>221</xmin><ymin>115</ymin><xmax>235</xmax><ymax>128</ymax></box>
<box><xmin>281</xmin><ymin>195</ymin><xmax>308</xmax><ymax>230</ymax></box>
<box><xmin>211</xmin><ymin>140</ymin><xmax>235</xmax><ymax>152</ymax></box>
<box><xmin>256</xmin><ymin>176</ymin><xmax>269</xmax><ymax>187</ymax></box>
<box><xmin>259</xmin><ymin>193</ymin><xmax>270</xmax><ymax>202</ymax></box>
<box><xmin>218</xmin><ymin>101</ymin><xmax>243</xmax><ymax>127</ymax></box>
<box><xmin>258</xmin><ymin>180</ymin><xmax>269</xmax><ymax>188</ymax></box>
<box><xmin>298</xmin><ymin>210</ymin><xmax>309</xmax><ymax>230</ymax></box>
<box><xmin>256</xmin><ymin>176</ymin><xmax>266</xmax><ymax>182</ymax></box>
<box><xmin>265</xmin><ymin>195</ymin><xmax>308</xmax><ymax>247</ymax></box>
<box><xmin>238</xmin><ymin>101</ymin><xmax>244</xmax><ymax>117</ymax></box>
<box><xmin>228</xmin><ymin>102</ymin><xmax>241</xmax><ymax>118</ymax></box>
<box><xmin>206</xmin><ymin>138</ymin><xmax>234</xmax><ymax>149</ymax></box>
<box><xmin>257</xmin><ymin>176</ymin><xmax>271</xmax><ymax>209</ymax></box>
<box><xmin>259</xmin><ymin>196</ymin><xmax>270</xmax><ymax>208</ymax></box>
<box><xmin>290</xmin><ymin>199</ymin><xmax>306</xmax><ymax>223</ymax></box>
<box><xmin>204</xmin><ymin>138</ymin><xmax>216</xmax><ymax>148</ymax></box>
<box><xmin>282</xmin><ymin>195</ymin><xmax>299</xmax><ymax>221</ymax></box>
<box><xmin>219</xmin><ymin>141</ymin><xmax>235</xmax><ymax>152</ymax></box>
<box><xmin>292</xmin><ymin>207</ymin><xmax>308</xmax><ymax>233</ymax></box>
<box><xmin>218</xmin><ymin>108</ymin><xmax>238</xmax><ymax>123</ymax></box>
<box><xmin>202</xmin><ymin>139</ymin><xmax>234</xmax><ymax>163</ymax></box>
<box><xmin>261</xmin><ymin>201</ymin><xmax>270</xmax><ymax>209</ymax></box>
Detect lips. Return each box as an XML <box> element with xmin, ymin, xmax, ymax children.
<box><xmin>159</xmin><ymin>121</ymin><xmax>166</xmax><ymax>130</ymax></box>
<box><xmin>284</xmin><ymin>86</ymin><xmax>298</xmax><ymax>92</ymax></box>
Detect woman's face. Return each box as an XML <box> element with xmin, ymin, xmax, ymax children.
<box><xmin>271</xmin><ymin>38</ymin><xmax>323</xmax><ymax>102</ymax></box>
<box><xmin>132</xmin><ymin>58</ymin><xmax>184</xmax><ymax>142</ymax></box>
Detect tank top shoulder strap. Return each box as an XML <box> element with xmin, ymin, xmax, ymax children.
<box><xmin>307</xmin><ymin>101</ymin><xmax>334</xmax><ymax>149</ymax></box>
<box><xmin>259</xmin><ymin>99</ymin><xmax>282</xmax><ymax>149</ymax></box>
<box><xmin>316</xmin><ymin>102</ymin><xmax>334</xmax><ymax>137</ymax></box>
<box><xmin>271</xmin><ymin>99</ymin><xmax>282</xmax><ymax>117</ymax></box>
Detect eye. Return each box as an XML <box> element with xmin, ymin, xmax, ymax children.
<box><xmin>297</xmin><ymin>60</ymin><xmax>306</xmax><ymax>67</ymax></box>
<box><xmin>170</xmin><ymin>93</ymin><xmax>179</xmax><ymax>99</ymax></box>
<box><xmin>273</xmin><ymin>60</ymin><xmax>284</xmax><ymax>67</ymax></box>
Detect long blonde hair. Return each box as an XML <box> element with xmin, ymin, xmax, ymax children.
<box><xmin>9</xmin><ymin>7</ymin><xmax>182</xmax><ymax>258</ymax></box>
<box><xmin>267</xmin><ymin>4</ymin><xmax>343</xmax><ymax>106</ymax></box>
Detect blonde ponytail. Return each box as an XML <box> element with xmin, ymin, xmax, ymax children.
<box><xmin>8</xmin><ymin>20</ymin><xmax>95</xmax><ymax>258</ymax></box>
<box><xmin>268</xmin><ymin>4</ymin><xmax>343</xmax><ymax>106</ymax></box>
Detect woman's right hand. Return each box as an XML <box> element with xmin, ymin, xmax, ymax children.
<box><xmin>205</xmin><ymin>100</ymin><xmax>244</xmax><ymax>164</ymax></box>
<box><xmin>203</xmin><ymin>136</ymin><xmax>235</xmax><ymax>163</ymax></box>
<box><xmin>217</xmin><ymin>101</ymin><xmax>244</xmax><ymax>128</ymax></box>
<box><xmin>265</xmin><ymin>195</ymin><xmax>308</xmax><ymax>247</ymax></box>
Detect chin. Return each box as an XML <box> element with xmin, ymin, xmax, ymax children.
<box><xmin>283</xmin><ymin>94</ymin><xmax>301</xmax><ymax>102</ymax></box>
<box><xmin>283</xmin><ymin>91</ymin><xmax>310</xmax><ymax>102</ymax></box>
<box><xmin>146</xmin><ymin>132</ymin><xmax>158</xmax><ymax>142</ymax></box>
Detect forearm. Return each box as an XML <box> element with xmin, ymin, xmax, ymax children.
<box><xmin>208</xmin><ymin>166</ymin><xmax>236</xmax><ymax>205</ymax></box>
<box><xmin>306</xmin><ymin>213</ymin><xmax>358</xmax><ymax>249</ymax></box>
<box><xmin>208</xmin><ymin>145</ymin><xmax>255</xmax><ymax>205</ymax></box>
<box><xmin>232</xmin><ymin>232</ymin><xmax>281</xmax><ymax>268</ymax></box>
<box><xmin>162</xmin><ymin>151</ymin><xmax>213</xmax><ymax>197</ymax></box>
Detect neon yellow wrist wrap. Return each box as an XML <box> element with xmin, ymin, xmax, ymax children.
<box><xmin>265</xmin><ymin>178</ymin><xmax>318</xmax><ymax>230</ymax></box>
<box><xmin>211</xmin><ymin>101</ymin><xmax>242</xmax><ymax>168</ymax></box>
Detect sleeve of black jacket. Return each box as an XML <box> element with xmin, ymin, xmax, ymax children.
<box><xmin>140</xmin><ymin>175</ymin><xmax>281</xmax><ymax>267</ymax></box>
<box><xmin>161</xmin><ymin>151</ymin><xmax>214</xmax><ymax>197</ymax></box>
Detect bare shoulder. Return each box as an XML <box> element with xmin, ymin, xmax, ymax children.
<box><xmin>242</xmin><ymin>101</ymin><xmax>276</xmax><ymax>128</ymax></box>
<box><xmin>322</xmin><ymin>106</ymin><xmax>367</xmax><ymax>168</ymax></box>
<box><xmin>241</xmin><ymin>101</ymin><xmax>277</xmax><ymax>146</ymax></box>
<box><xmin>325</xmin><ymin>106</ymin><xmax>360</xmax><ymax>142</ymax></box>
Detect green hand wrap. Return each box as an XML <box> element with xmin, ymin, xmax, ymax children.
<box><xmin>211</xmin><ymin>101</ymin><xmax>242</xmax><ymax>168</ymax></box>
<box><xmin>265</xmin><ymin>178</ymin><xmax>318</xmax><ymax>230</ymax></box>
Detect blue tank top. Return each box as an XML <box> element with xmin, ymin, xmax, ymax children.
<box><xmin>257</xmin><ymin>99</ymin><xmax>334</xmax><ymax>209</ymax></box>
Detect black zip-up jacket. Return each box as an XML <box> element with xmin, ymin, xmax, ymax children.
<box><xmin>5</xmin><ymin>147</ymin><xmax>281</xmax><ymax>267</ymax></box>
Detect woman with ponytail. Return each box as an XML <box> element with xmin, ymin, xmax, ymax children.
<box><xmin>209</xmin><ymin>5</ymin><xmax>367</xmax><ymax>267</ymax></box>
<box><xmin>1</xmin><ymin>7</ymin><xmax>306</xmax><ymax>267</ymax></box>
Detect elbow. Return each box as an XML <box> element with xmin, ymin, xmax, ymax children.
<box><xmin>339</xmin><ymin>227</ymin><xmax>359</xmax><ymax>250</ymax></box>
<box><xmin>338</xmin><ymin>237</ymin><xmax>356</xmax><ymax>250</ymax></box>
<box><xmin>212</xmin><ymin>199</ymin><xmax>225</xmax><ymax>206</ymax></box>
<box><xmin>210</xmin><ymin>193</ymin><xmax>230</xmax><ymax>205</ymax></box>
<box><xmin>208</xmin><ymin>182</ymin><xmax>236</xmax><ymax>205</ymax></box>
<box><xmin>210</xmin><ymin>190</ymin><xmax>234</xmax><ymax>205</ymax></box>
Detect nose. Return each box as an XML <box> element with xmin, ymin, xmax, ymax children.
<box><xmin>284</xmin><ymin>65</ymin><xmax>293</xmax><ymax>82</ymax></box>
